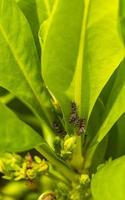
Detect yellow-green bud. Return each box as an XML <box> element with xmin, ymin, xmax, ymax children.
<box><xmin>64</xmin><ymin>136</ymin><xmax>76</xmax><ymax>152</ymax></box>
<box><xmin>80</xmin><ymin>174</ymin><xmax>90</xmax><ymax>185</ymax></box>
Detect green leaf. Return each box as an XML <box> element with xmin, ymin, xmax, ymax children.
<box><xmin>17</xmin><ymin>0</ymin><xmax>50</xmax><ymax>56</ymax></box>
<box><xmin>0</xmin><ymin>87</ymin><xmax>7</xmax><ymax>96</ymax></box>
<box><xmin>89</xmin><ymin>136</ymin><xmax>108</xmax><ymax>173</ymax></box>
<box><xmin>86</xmin><ymin>99</ymin><xmax>105</xmax><ymax>146</ymax></box>
<box><xmin>91</xmin><ymin>156</ymin><xmax>125</xmax><ymax>200</ymax></box>
<box><xmin>41</xmin><ymin>0</ymin><xmax>124</xmax><ymax>124</ymax></box>
<box><xmin>0</xmin><ymin>102</ymin><xmax>43</xmax><ymax>152</ymax></box>
<box><xmin>0</xmin><ymin>0</ymin><xmax>47</xmax><ymax>122</ymax></box>
<box><xmin>92</xmin><ymin>62</ymin><xmax>125</xmax><ymax>144</ymax></box>
<box><xmin>115</xmin><ymin>114</ymin><xmax>125</xmax><ymax>156</ymax></box>
<box><xmin>86</xmin><ymin>62</ymin><xmax>125</xmax><ymax>167</ymax></box>
<box><xmin>119</xmin><ymin>0</ymin><xmax>125</xmax><ymax>45</ymax></box>
<box><xmin>85</xmin><ymin>0</ymin><xmax>125</xmax><ymax>162</ymax></box>
<box><xmin>48</xmin><ymin>0</ymin><xmax>55</xmax><ymax>11</ymax></box>
<box><xmin>100</xmin><ymin>71</ymin><xmax>118</xmax><ymax>106</ymax></box>
<box><xmin>41</xmin><ymin>0</ymin><xmax>84</xmax><ymax>124</ymax></box>
<box><xmin>106</xmin><ymin>114</ymin><xmax>125</xmax><ymax>159</ymax></box>
<box><xmin>85</xmin><ymin>99</ymin><xmax>108</xmax><ymax>170</ymax></box>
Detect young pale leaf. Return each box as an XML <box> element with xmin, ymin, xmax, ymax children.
<box><xmin>0</xmin><ymin>0</ymin><xmax>46</xmax><ymax>122</ymax></box>
<box><xmin>41</xmin><ymin>0</ymin><xmax>124</xmax><ymax>124</ymax></box>
<box><xmin>0</xmin><ymin>102</ymin><xmax>43</xmax><ymax>152</ymax></box>
<box><xmin>91</xmin><ymin>156</ymin><xmax>125</xmax><ymax>200</ymax></box>
<box><xmin>17</xmin><ymin>0</ymin><xmax>50</xmax><ymax>56</ymax></box>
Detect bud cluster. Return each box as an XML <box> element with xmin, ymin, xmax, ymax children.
<box><xmin>0</xmin><ymin>153</ymin><xmax>48</xmax><ymax>181</ymax></box>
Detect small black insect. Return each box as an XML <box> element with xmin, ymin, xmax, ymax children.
<box><xmin>77</xmin><ymin>118</ymin><xmax>86</xmax><ymax>135</ymax></box>
<box><xmin>69</xmin><ymin>102</ymin><xmax>79</xmax><ymax>124</ymax></box>
<box><xmin>71</xmin><ymin>102</ymin><xmax>77</xmax><ymax>112</ymax></box>
<box><xmin>53</xmin><ymin>121</ymin><xmax>66</xmax><ymax>136</ymax></box>
<box><xmin>69</xmin><ymin>112</ymin><xmax>78</xmax><ymax>124</ymax></box>
<box><xmin>69</xmin><ymin>102</ymin><xmax>86</xmax><ymax>136</ymax></box>
<box><xmin>53</xmin><ymin>121</ymin><xmax>62</xmax><ymax>134</ymax></box>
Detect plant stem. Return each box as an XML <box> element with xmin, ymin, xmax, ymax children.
<box><xmin>70</xmin><ymin>136</ymin><xmax>84</xmax><ymax>172</ymax></box>
<box><xmin>47</xmin><ymin>172</ymin><xmax>68</xmax><ymax>185</ymax></box>
<box><xmin>35</xmin><ymin>143</ymin><xmax>78</xmax><ymax>183</ymax></box>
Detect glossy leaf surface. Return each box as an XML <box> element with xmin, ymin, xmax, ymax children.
<box><xmin>42</xmin><ymin>0</ymin><xmax>124</xmax><ymax>124</ymax></box>
<box><xmin>91</xmin><ymin>156</ymin><xmax>125</xmax><ymax>200</ymax></box>
<box><xmin>0</xmin><ymin>0</ymin><xmax>46</xmax><ymax>122</ymax></box>
<box><xmin>0</xmin><ymin>102</ymin><xmax>43</xmax><ymax>152</ymax></box>
<box><xmin>17</xmin><ymin>0</ymin><xmax>50</xmax><ymax>55</ymax></box>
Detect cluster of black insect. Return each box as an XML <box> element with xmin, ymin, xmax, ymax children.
<box><xmin>53</xmin><ymin>121</ymin><xmax>66</xmax><ymax>136</ymax></box>
<box><xmin>52</xmin><ymin>102</ymin><xmax>85</xmax><ymax>136</ymax></box>
<box><xmin>69</xmin><ymin>102</ymin><xmax>86</xmax><ymax>135</ymax></box>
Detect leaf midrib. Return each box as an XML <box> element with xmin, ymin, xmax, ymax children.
<box><xmin>74</xmin><ymin>0</ymin><xmax>91</xmax><ymax>117</ymax></box>
<box><xmin>74</xmin><ymin>1</ymin><xmax>117</xmax><ymax>118</ymax></box>
<box><xmin>0</xmin><ymin>23</ymin><xmax>43</xmax><ymax>113</ymax></box>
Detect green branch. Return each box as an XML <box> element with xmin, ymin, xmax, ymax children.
<box><xmin>35</xmin><ymin>143</ymin><xmax>78</xmax><ymax>183</ymax></box>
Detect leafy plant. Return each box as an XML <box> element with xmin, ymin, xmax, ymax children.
<box><xmin>0</xmin><ymin>0</ymin><xmax>125</xmax><ymax>199</ymax></box>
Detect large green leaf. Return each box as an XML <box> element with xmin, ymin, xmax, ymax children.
<box><xmin>88</xmin><ymin>1</ymin><xmax>125</xmax><ymax>150</ymax></box>
<box><xmin>89</xmin><ymin>0</ymin><xmax>125</xmax><ymax>149</ymax></box>
<box><xmin>41</xmin><ymin>0</ymin><xmax>124</xmax><ymax>124</ymax></box>
<box><xmin>95</xmin><ymin>62</ymin><xmax>125</xmax><ymax>143</ymax></box>
<box><xmin>0</xmin><ymin>102</ymin><xmax>43</xmax><ymax>152</ymax></box>
<box><xmin>17</xmin><ymin>0</ymin><xmax>50</xmax><ymax>56</ymax></box>
<box><xmin>91</xmin><ymin>156</ymin><xmax>125</xmax><ymax>200</ymax></box>
<box><xmin>0</xmin><ymin>0</ymin><xmax>47</xmax><ymax>122</ymax></box>
<box><xmin>86</xmin><ymin>62</ymin><xmax>125</xmax><ymax>167</ymax></box>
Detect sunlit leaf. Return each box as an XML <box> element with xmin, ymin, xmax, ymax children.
<box><xmin>0</xmin><ymin>102</ymin><xmax>43</xmax><ymax>152</ymax></box>
<box><xmin>0</xmin><ymin>0</ymin><xmax>47</xmax><ymax>122</ymax></box>
<box><xmin>91</xmin><ymin>156</ymin><xmax>125</xmax><ymax>200</ymax></box>
<box><xmin>41</xmin><ymin>0</ymin><xmax>124</xmax><ymax>126</ymax></box>
<box><xmin>92</xmin><ymin>61</ymin><xmax>125</xmax><ymax>144</ymax></box>
<box><xmin>86</xmin><ymin>62</ymin><xmax>125</xmax><ymax>166</ymax></box>
<box><xmin>17</xmin><ymin>0</ymin><xmax>50</xmax><ymax>56</ymax></box>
